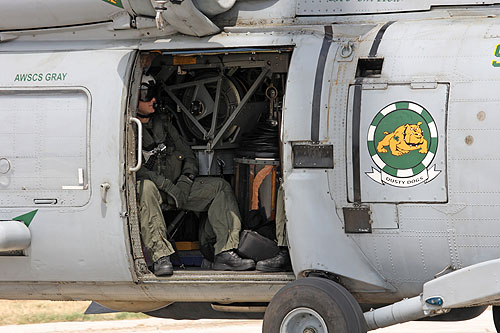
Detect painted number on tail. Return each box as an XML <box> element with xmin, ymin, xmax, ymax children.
<box><xmin>492</xmin><ymin>44</ymin><xmax>500</xmax><ymax>67</ymax></box>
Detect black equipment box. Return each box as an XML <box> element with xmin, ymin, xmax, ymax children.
<box><xmin>238</xmin><ymin>230</ymin><xmax>279</xmax><ymax>262</ymax></box>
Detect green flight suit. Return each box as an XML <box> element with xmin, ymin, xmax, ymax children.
<box><xmin>137</xmin><ymin>113</ymin><xmax>241</xmax><ymax>262</ymax></box>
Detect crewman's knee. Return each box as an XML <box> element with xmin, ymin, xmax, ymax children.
<box><xmin>215</xmin><ymin>178</ymin><xmax>232</xmax><ymax>192</ymax></box>
<box><xmin>140</xmin><ymin>180</ymin><xmax>161</xmax><ymax>204</ymax></box>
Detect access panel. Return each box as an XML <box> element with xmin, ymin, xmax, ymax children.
<box><xmin>0</xmin><ymin>88</ymin><xmax>90</xmax><ymax>207</ymax></box>
<box><xmin>348</xmin><ymin>84</ymin><xmax>448</xmax><ymax>203</ymax></box>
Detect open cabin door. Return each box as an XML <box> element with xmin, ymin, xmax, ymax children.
<box><xmin>346</xmin><ymin>83</ymin><xmax>448</xmax><ymax>230</ymax></box>
<box><xmin>126</xmin><ymin>47</ymin><xmax>293</xmax><ymax>279</ymax></box>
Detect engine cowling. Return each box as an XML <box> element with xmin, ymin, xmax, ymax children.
<box><xmin>0</xmin><ymin>0</ymin><xmax>235</xmax><ymax>37</ymax></box>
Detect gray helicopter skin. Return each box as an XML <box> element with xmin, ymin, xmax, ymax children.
<box><xmin>2</xmin><ymin>0</ymin><xmax>500</xmax><ymax>330</ymax></box>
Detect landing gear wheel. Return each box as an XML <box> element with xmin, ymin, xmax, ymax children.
<box><xmin>263</xmin><ymin>277</ymin><xmax>367</xmax><ymax>333</ymax></box>
<box><xmin>493</xmin><ymin>305</ymin><xmax>500</xmax><ymax>332</ymax></box>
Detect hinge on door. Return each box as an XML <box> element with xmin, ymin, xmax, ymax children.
<box><xmin>362</xmin><ymin>82</ymin><xmax>388</xmax><ymax>90</ymax></box>
<box><xmin>411</xmin><ymin>77</ymin><xmax>438</xmax><ymax>89</ymax></box>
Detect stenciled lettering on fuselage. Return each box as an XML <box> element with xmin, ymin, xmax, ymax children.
<box><xmin>366</xmin><ymin>101</ymin><xmax>441</xmax><ymax>188</ymax></box>
<box><xmin>14</xmin><ymin>73</ymin><xmax>68</xmax><ymax>82</ymax></box>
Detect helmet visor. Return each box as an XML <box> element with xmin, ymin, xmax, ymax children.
<box><xmin>140</xmin><ymin>82</ymin><xmax>156</xmax><ymax>102</ymax></box>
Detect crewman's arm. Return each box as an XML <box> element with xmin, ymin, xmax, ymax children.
<box><xmin>137</xmin><ymin>166</ymin><xmax>188</xmax><ymax>209</ymax></box>
<box><xmin>166</xmin><ymin>121</ymin><xmax>199</xmax><ymax>177</ymax></box>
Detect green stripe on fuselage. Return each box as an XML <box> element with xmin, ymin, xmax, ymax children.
<box><xmin>102</xmin><ymin>0</ymin><xmax>124</xmax><ymax>9</ymax></box>
<box><xmin>13</xmin><ymin>210</ymin><xmax>38</xmax><ymax>227</ymax></box>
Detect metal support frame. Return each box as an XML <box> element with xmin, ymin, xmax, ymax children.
<box><xmin>162</xmin><ymin>67</ymin><xmax>270</xmax><ymax>150</ymax></box>
<box><xmin>209</xmin><ymin>77</ymin><xmax>222</xmax><ymax>139</ymax></box>
<box><xmin>211</xmin><ymin>67</ymin><xmax>270</xmax><ymax>149</ymax></box>
<box><xmin>162</xmin><ymin>76</ymin><xmax>221</xmax><ymax>139</ymax></box>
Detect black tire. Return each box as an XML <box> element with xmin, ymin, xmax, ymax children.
<box><xmin>263</xmin><ymin>277</ymin><xmax>367</xmax><ymax>333</ymax></box>
<box><xmin>493</xmin><ymin>305</ymin><xmax>500</xmax><ymax>332</ymax></box>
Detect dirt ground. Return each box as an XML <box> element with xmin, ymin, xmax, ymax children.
<box><xmin>0</xmin><ymin>300</ymin><xmax>147</xmax><ymax>325</ymax></box>
<box><xmin>0</xmin><ymin>312</ymin><xmax>498</xmax><ymax>333</ymax></box>
<box><xmin>0</xmin><ymin>300</ymin><xmax>497</xmax><ymax>332</ymax></box>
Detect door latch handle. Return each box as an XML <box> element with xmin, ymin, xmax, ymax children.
<box><xmin>100</xmin><ymin>183</ymin><xmax>111</xmax><ymax>203</ymax></box>
<box><xmin>129</xmin><ymin>117</ymin><xmax>143</xmax><ymax>173</ymax></box>
<box><xmin>34</xmin><ymin>198</ymin><xmax>57</xmax><ymax>205</ymax></box>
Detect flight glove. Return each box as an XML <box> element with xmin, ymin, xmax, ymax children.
<box><xmin>143</xmin><ymin>171</ymin><xmax>190</xmax><ymax>209</ymax></box>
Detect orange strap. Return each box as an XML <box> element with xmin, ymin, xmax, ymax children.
<box><xmin>251</xmin><ymin>165</ymin><xmax>274</xmax><ymax>210</ymax></box>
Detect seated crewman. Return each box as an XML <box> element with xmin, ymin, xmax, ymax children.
<box><xmin>136</xmin><ymin>74</ymin><xmax>255</xmax><ymax>276</ymax></box>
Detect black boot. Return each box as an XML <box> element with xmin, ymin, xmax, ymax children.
<box><xmin>153</xmin><ymin>256</ymin><xmax>173</xmax><ymax>276</ymax></box>
<box><xmin>213</xmin><ymin>250</ymin><xmax>255</xmax><ymax>271</ymax></box>
<box><xmin>256</xmin><ymin>248</ymin><xmax>291</xmax><ymax>272</ymax></box>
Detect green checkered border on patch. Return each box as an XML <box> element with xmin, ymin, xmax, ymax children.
<box><xmin>367</xmin><ymin>101</ymin><xmax>438</xmax><ymax>178</ymax></box>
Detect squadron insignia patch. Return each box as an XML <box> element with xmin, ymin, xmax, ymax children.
<box><xmin>366</xmin><ymin>101</ymin><xmax>441</xmax><ymax>187</ymax></box>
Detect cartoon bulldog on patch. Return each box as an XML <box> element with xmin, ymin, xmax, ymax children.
<box><xmin>366</xmin><ymin>101</ymin><xmax>441</xmax><ymax>188</ymax></box>
<box><xmin>377</xmin><ymin>122</ymin><xmax>428</xmax><ymax>156</ymax></box>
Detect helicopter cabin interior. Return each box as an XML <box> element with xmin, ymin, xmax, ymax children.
<box><xmin>126</xmin><ymin>48</ymin><xmax>293</xmax><ymax>278</ymax></box>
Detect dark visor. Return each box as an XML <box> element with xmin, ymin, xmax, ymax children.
<box><xmin>139</xmin><ymin>83</ymin><xmax>154</xmax><ymax>102</ymax></box>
